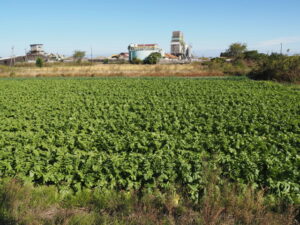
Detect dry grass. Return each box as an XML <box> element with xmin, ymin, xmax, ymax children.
<box><xmin>200</xmin><ymin>182</ymin><xmax>298</xmax><ymax>225</ymax></box>
<box><xmin>0</xmin><ymin>64</ymin><xmax>223</xmax><ymax>78</ymax></box>
<box><xmin>0</xmin><ymin>179</ymin><xmax>298</xmax><ymax>225</ymax></box>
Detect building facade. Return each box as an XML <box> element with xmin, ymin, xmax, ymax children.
<box><xmin>128</xmin><ymin>44</ymin><xmax>163</xmax><ymax>61</ymax></box>
<box><xmin>171</xmin><ymin>31</ymin><xmax>192</xmax><ymax>59</ymax></box>
<box><xmin>29</xmin><ymin>44</ymin><xmax>45</xmax><ymax>55</ymax></box>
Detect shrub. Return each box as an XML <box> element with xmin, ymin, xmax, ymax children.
<box><xmin>244</xmin><ymin>51</ymin><xmax>267</xmax><ymax>62</ymax></box>
<box><xmin>211</xmin><ymin>57</ymin><xmax>226</xmax><ymax>64</ymax></box>
<box><xmin>35</xmin><ymin>58</ymin><xmax>44</xmax><ymax>68</ymax></box>
<box><xmin>143</xmin><ymin>52</ymin><xmax>162</xmax><ymax>64</ymax></box>
<box><xmin>203</xmin><ymin>58</ymin><xmax>225</xmax><ymax>72</ymax></box>
<box><xmin>249</xmin><ymin>54</ymin><xmax>300</xmax><ymax>82</ymax></box>
<box><xmin>130</xmin><ymin>57</ymin><xmax>143</xmax><ymax>64</ymax></box>
<box><xmin>205</xmin><ymin>57</ymin><xmax>250</xmax><ymax>76</ymax></box>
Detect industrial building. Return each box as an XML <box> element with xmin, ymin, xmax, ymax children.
<box><xmin>128</xmin><ymin>44</ymin><xmax>163</xmax><ymax>61</ymax></box>
<box><xmin>29</xmin><ymin>44</ymin><xmax>45</xmax><ymax>56</ymax></box>
<box><xmin>26</xmin><ymin>44</ymin><xmax>48</xmax><ymax>62</ymax></box>
<box><xmin>0</xmin><ymin>44</ymin><xmax>64</xmax><ymax>65</ymax></box>
<box><xmin>0</xmin><ymin>32</ymin><xmax>194</xmax><ymax>66</ymax></box>
<box><xmin>0</xmin><ymin>56</ymin><xmax>27</xmax><ymax>66</ymax></box>
<box><xmin>171</xmin><ymin>31</ymin><xmax>192</xmax><ymax>59</ymax></box>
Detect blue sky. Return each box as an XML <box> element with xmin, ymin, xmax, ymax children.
<box><xmin>0</xmin><ymin>0</ymin><xmax>300</xmax><ymax>57</ymax></box>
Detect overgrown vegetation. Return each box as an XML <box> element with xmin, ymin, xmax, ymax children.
<box><xmin>0</xmin><ymin>175</ymin><xmax>298</xmax><ymax>225</ymax></box>
<box><xmin>203</xmin><ymin>57</ymin><xmax>250</xmax><ymax>76</ymax></box>
<box><xmin>203</xmin><ymin>42</ymin><xmax>300</xmax><ymax>82</ymax></box>
<box><xmin>249</xmin><ymin>53</ymin><xmax>300</xmax><ymax>82</ymax></box>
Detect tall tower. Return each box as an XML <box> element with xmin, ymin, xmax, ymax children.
<box><xmin>171</xmin><ymin>31</ymin><xmax>192</xmax><ymax>59</ymax></box>
<box><xmin>171</xmin><ymin>31</ymin><xmax>185</xmax><ymax>56</ymax></box>
<box><xmin>28</xmin><ymin>44</ymin><xmax>45</xmax><ymax>56</ymax></box>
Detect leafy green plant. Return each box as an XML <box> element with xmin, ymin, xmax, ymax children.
<box><xmin>0</xmin><ymin>77</ymin><xmax>299</xmax><ymax>204</ymax></box>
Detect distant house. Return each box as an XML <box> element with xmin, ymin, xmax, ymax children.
<box><xmin>110</xmin><ymin>52</ymin><xmax>129</xmax><ymax>60</ymax></box>
<box><xmin>119</xmin><ymin>52</ymin><xmax>129</xmax><ymax>59</ymax></box>
<box><xmin>0</xmin><ymin>44</ymin><xmax>64</xmax><ymax>65</ymax></box>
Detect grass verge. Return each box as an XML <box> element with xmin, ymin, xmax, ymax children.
<box><xmin>0</xmin><ymin>176</ymin><xmax>298</xmax><ymax>225</ymax></box>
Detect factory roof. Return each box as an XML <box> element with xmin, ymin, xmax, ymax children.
<box><xmin>0</xmin><ymin>56</ymin><xmax>25</xmax><ymax>61</ymax></box>
<box><xmin>128</xmin><ymin>44</ymin><xmax>160</xmax><ymax>51</ymax></box>
<box><xmin>137</xmin><ymin>44</ymin><xmax>157</xmax><ymax>47</ymax></box>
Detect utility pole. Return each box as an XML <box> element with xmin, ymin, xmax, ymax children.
<box><xmin>90</xmin><ymin>47</ymin><xmax>93</xmax><ymax>65</ymax></box>
<box><xmin>280</xmin><ymin>43</ymin><xmax>283</xmax><ymax>55</ymax></box>
<box><xmin>10</xmin><ymin>46</ymin><xmax>15</xmax><ymax>67</ymax></box>
<box><xmin>25</xmin><ymin>48</ymin><xmax>27</xmax><ymax>62</ymax></box>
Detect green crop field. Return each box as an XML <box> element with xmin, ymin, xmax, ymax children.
<box><xmin>0</xmin><ymin>77</ymin><xmax>299</xmax><ymax>203</ymax></box>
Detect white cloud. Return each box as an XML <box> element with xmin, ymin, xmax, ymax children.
<box><xmin>256</xmin><ymin>37</ymin><xmax>300</xmax><ymax>47</ymax></box>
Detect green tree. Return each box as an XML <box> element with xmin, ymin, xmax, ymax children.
<box><xmin>35</xmin><ymin>57</ymin><xmax>44</xmax><ymax>68</ymax></box>
<box><xmin>73</xmin><ymin>50</ymin><xmax>86</xmax><ymax>63</ymax></box>
<box><xmin>221</xmin><ymin>43</ymin><xmax>247</xmax><ymax>59</ymax></box>
<box><xmin>244</xmin><ymin>50</ymin><xmax>267</xmax><ymax>61</ymax></box>
<box><xmin>103</xmin><ymin>59</ymin><xmax>109</xmax><ymax>64</ymax></box>
<box><xmin>143</xmin><ymin>52</ymin><xmax>162</xmax><ymax>64</ymax></box>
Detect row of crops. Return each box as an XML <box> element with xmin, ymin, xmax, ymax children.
<box><xmin>0</xmin><ymin>77</ymin><xmax>299</xmax><ymax>202</ymax></box>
